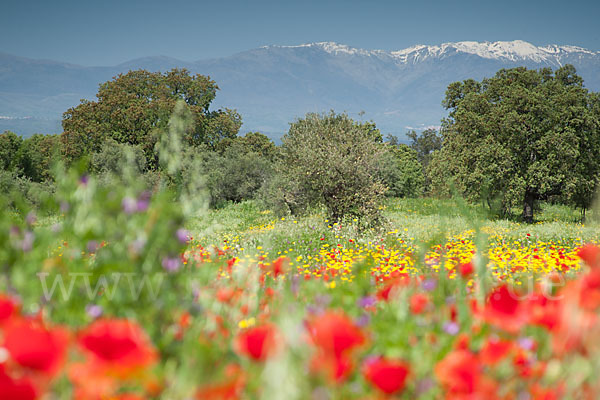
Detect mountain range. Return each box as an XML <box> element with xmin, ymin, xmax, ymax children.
<box><xmin>1</xmin><ymin>40</ymin><xmax>599</xmax><ymax>141</ymax></box>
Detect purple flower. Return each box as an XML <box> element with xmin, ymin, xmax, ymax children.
<box><xmin>357</xmin><ymin>295</ymin><xmax>376</xmax><ymax>308</ymax></box>
<box><xmin>79</xmin><ymin>174</ymin><xmax>89</xmax><ymax>185</ymax></box>
<box><xmin>518</xmin><ymin>337</ymin><xmax>535</xmax><ymax>351</ymax></box>
<box><xmin>25</xmin><ymin>211</ymin><xmax>37</xmax><ymax>226</ymax></box>
<box><xmin>9</xmin><ymin>225</ymin><xmax>20</xmax><ymax>237</ymax></box>
<box><xmin>355</xmin><ymin>313</ymin><xmax>370</xmax><ymax>327</ymax></box>
<box><xmin>122</xmin><ymin>197</ymin><xmax>137</xmax><ymax>214</ymax></box>
<box><xmin>162</xmin><ymin>256</ymin><xmax>181</xmax><ymax>272</ymax></box>
<box><xmin>136</xmin><ymin>191</ymin><xmax>151</xmax><ymax>212</ymax></box>
<box><xmin>60</xmin><ymin>201</ymin><xmax>70</xmax><ymax>213</ymax></box>
<box><xmin>21</xmin><ymin>231</ymin><xmax>34</xmax><ymax>252</ymax></box>
<box><xmin>86</xmin><ymin>240</ymin><xmax>100</xmax><ymax>253</ymax></box>
<box><xmin>129</xmin><ymin>238</ymin><xmax>146</xmax><ymax>255</ymax></box>
<box><xmin>443</xmin><ymin>321</ymin><xmax>460</xmax><ymax>335</ymax></box>
<box><xmin>290</xmin><ymin>274</ymin><xmax>300</xmax><ymax>296</ymax></box>
<box><xmin>422</xmin><ymin>279</ymin><xmax>437</xmax><ymax>292</ymax></box>
<box><xmin>176</xmin><ymin>228</ymin><xmax>191</xmax><ymax>244</ymax></box>
<box><xmin>86</xmin><ymin>304</ymin><xmax>103</xmax><ymax>318</ymax></box>
<box><xmin>415</xmin><ymin>378</ymin><xmax>434</xmax><ymax>396</ymax></box>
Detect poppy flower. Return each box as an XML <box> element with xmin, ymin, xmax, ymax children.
<box><xmin>435</xmin><ymin>349</ymin><xmax>498</xmax><ymax>398</ymax></box>
<box><xmin>577</xmin><ymin>244</ymin><xmax>600</xmax><ymax>269</ymax></box>
<box><xmin>459</xmin><ymin>262</ymin><xmax>474</xmax><ymax>278</ymax></box>
<box><xmin>307</xmin><ymin>311</ymin><xmax>366</xmax><ymax>382</ymax></box>
<box><xmin>0</xmin><ymin>295</ymin><xmax>18</xmax><ymax>325</ymax></box>
<box><xmin>435</xmin><ymin>349</ymin><xmax>480</xmax><ymax>395</ymax></box>
<box><xmin>409</xmin><ymin>293</ymin><xmax>429</xmax><ymax>314</ymax></box>
<box><xmin>235</xmin><ymin>324</ymin><xmax>279</xmax><ymax>361</ymax></box>
<box><xmin>479</xmin><ymin>337</ymin><xmax>513</xmax><ymax>366</ymax></box>
<box><xmin>78</xmin><ymin>319</ymin><xmax>156</xmax><ymax>373</ymax></box>
<box><xmin>362</xmin><ymin>356</ymin><xmax>410</xmax><ymax>395</ymax></box>
<box><xmin>271</xmin><ymin>257</ymin><xmax>288</xmax><ymax>278</ymax></box>
<box><xmin>481</xmin><ymin>284</ymin><xmax>527</xmax><ymax>333</ymax></box>
<box><xmin>0</xmin><ymin>367</ymin><xmax>37</xmax><ymax>400</ymax></box>
<box><xmin>3</xmin><ymin>318</ymin><xmax>69</xmax><ymax>377</ymax></box>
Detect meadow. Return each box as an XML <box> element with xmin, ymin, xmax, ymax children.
<box><xmin>3</xmin><ymin>180</ymin><xmax>600</xmax><ymax>399</ymax></box>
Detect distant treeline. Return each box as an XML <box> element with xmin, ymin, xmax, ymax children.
<box><xmin>1</xmin><ymin>64</ymin><xmax>599</xmax><ymax>223</ymax></box>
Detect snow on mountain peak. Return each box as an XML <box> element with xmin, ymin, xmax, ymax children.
<box><xmin>264</xmin><ymin>40</ymin><xmax>598</xmax><ymax>65</ymax></box>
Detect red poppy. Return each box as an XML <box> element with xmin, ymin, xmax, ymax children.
<box><xmin>0</xmin><ymin>295</ymin><xmax>18</xmax><ymax>325</ymax></box>
<box><xmin>435</xmin><ymin>349</ymin><xmax>479</xmax><ymax>394</ymax></box>
<box><xmin>307</xmin><ymin>311</ymin><xmax>366</xmax><ymax>382</ymax></box>
<box><xmin>362</xmin><ymin>356</ymin><xmax>410</xmax><ymax>395</ymax></box>
<box><xmin>577</xmin><ymin>244</ymin><xmax>600</xmax><ymax>269</ymax></box>
<box><xmin>0</xmin><ymin>367</ymin><xmax>37</xmax><ymax>400</ymax></box>
<box><xmin>459</xmin><ymin>262</ymin><xmax>474</xmax><ymax>278</ymax></box>
<box><xmin>435</xmin><ymin>349</ymin><xmax>497</xmax><ymax>398</ymax></box>
<box><xmin>78</xmin><ymin>319</ymin><xmax>156</xmax><ymax>373</ymax></box>
<box><xmin>409</xmin><ymin>293</ymin><xmax>429</xmax><ymax>314</ymax></box>
<box><xmin>271</xmin><ymin>257</ymin><xmax>288</xmax><ymax>278</ymax></box>
<box><xmin>479</xmin><ymin>337</ymin><xmax>513</xmax><ymax>366</ymax></box>
<box><xmin>235</xmin><ymin>324</ymin><xmax>279</xmax><ymax>362</ymax></box>
<box><xmin>527</xmin><ymin>292</ymin><xmax>561</xmax><ymax>331</ymax></box>
<box><xmin>481</xmin><ymin>284</ymin><xmax>527</xmax><ymax>333</ymax></box>
<box><xmin>3</xmin><ymin>318</ymin><xmax>69</xmax><ymax>377</ymax></box>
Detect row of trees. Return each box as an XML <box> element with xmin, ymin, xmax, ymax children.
<box><xmin>1</xmin><ymin>64</ymin><xmax>599</xmax><ymax>223</ymax></box>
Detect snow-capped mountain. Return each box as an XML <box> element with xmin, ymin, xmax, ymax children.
<box><xmin>1</xmin><ymin>40</ymin><xmax>599</xmax><ymax>139</ymax></box>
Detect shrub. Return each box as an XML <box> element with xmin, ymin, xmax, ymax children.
<box><xmin>186</xmin><ymin>141</ymin><xmax>274</xmax><ymax>208</ymax></box>
<box><xmin>279</xmin><ymin>111</ymin><xmax>386</xmax><ymax>224</ymax></box>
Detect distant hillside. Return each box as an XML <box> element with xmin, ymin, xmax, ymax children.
<box><xmin>1</xmin><ymin>40</ymin><xmax>599</xmax><ymax>140</ymax></box>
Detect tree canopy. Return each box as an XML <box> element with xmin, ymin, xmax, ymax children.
<box><xmin>61</xmin><ymin>68</ymin><xmax>242</xmax><ymax>165</ymax></box>
<box><xmin>276</xmin><ymin>111</ymin><xmax>386</xmax><ymax>223</ymax></box>
<box><xmin>429</xmin><ymin>65</ymin><xmax>600</xmax><ymax>222</ymax></box>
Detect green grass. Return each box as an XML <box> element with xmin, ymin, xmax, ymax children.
<box><xmin>180</xmin><ymin>198</ymin><xmax>600</xmax><ymax>258</ymax></box>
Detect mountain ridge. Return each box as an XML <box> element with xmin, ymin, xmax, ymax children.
<box><xmin>1</xmin><ymin>40</ymin><xmax>599</xmax><ymax>139</ymax></box>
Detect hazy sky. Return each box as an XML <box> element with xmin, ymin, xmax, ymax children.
<box><xmin>2</xmin><ymin>0</ymin><xmax>599</xmax><ymax>66</ymax></box>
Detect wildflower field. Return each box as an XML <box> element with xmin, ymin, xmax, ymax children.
<box><xmin>2</xmin><ymin>169</ymin><xmax>600</xmax><ymax>400</ymax></box>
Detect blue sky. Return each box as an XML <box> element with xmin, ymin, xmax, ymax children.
<box><xmin>2</xmin><ymin>0</ymin><xmax>599</xmax><ymax>66</ymax></box>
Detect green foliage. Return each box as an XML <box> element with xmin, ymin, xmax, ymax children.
<box><xmin>0</xmin><ymin>130</ymin><xmax>23</xmax><ymax>171</ymax></box>
<box><xmin>61</xmin><ymin>69</ymin><xmax>241</xmax><ymax>165</ymax></box>
<box><xmin>429</xmin><ymin>65</ymin><xmax>600</xmax><ymax>222</ymax></box>
<box><xmin>0</xmin><ymin>170</ymin><xmax>54</xmax><ymax>208</ymax></box>
<box><xmin>188</xmin><ymin>141</ymin><xmax>274</xmax><ymax>208</ymax></box>
<box><xmin>215</xmin><ymin>131</ymin><xmax>279</xmax><ymax>162</ymax></box>
<box><xmin>277</xmin><ymin>111</ymin><xmax>387</xmax><ymax>224</ymax></box>
<box><xmin>406</xmin><ymin>128</ymin><xmax>443</xmax><ymax>168</ymax></box>
<box><xmin>378</xmin><ymin>144</ymin><xmax>424</xmax><ymax>198</ymax></box>
<box><xmin>15</xmin><ymin>133</ymin><xmax>60</xmax><ymax>182</ymax></box>
<box><xmin>90</xmin><ymin>139</ymin><xmax>147</xmax><ymax>176</ymax></box>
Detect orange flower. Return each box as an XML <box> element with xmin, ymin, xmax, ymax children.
<box><xmin>235</xmin><ymin>324</ymin><xmax>279</xmax><ymax>362</ymax></box>
<box><xmin>362</xmin><ymin>356</ymin><xmax>410</xmax><ymax>395</ymax></box>
<box><xmin>78</xmin><ymin>319</ymin><xmax>156</xmax><ymax>374</ymax></box>
<box><xmin>3</xmin><ymin>318</ymin><xmax>69</xmax><ymax>377</ymax></box>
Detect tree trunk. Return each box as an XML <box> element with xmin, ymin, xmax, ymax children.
<box><xmin>522</xmin><ymin>190</ymin><xmax>535</xmax><ymax>224</ymax></box>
